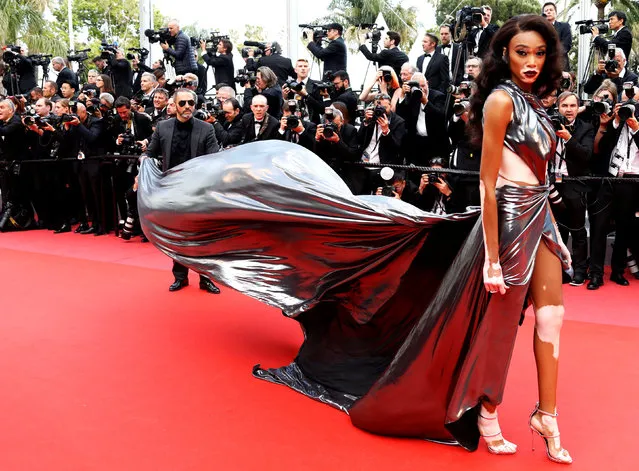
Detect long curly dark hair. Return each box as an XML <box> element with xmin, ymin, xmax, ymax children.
<box><xmin>468</xmin><ymin>15</ymin><xmax>562</xmax><ymax>147</ymax></box>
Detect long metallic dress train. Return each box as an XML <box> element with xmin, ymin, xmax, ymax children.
<box><xmin>138</xmin><ymin>81</ymin><xmax>564</xmax><ymax>451</ymax></box>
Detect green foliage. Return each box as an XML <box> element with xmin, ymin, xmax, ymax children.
<box><xmin>0</xmin><ymin>0</ymin><xmax>65</xmax><ymax>54</ymax></box>
<box><xmin>315</xmin><ymin>0</ymin><xmax>419</xmax><ymax>52</ymax></box>
<box><xmin>435</xmin><ymin>0</ymin><xmax>543</xmax><ymax>26</ymax></box>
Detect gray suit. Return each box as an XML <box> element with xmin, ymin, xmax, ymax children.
<box><xmin>144</xmin><ymin>117</ymin><xmax>219</xmax><ymax>171</ymax></box>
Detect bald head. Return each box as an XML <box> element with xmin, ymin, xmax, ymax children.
<box><xmin>250</xmin><ymin>94</ymin><xmax>268</xmax><ymax>120</ymax></box>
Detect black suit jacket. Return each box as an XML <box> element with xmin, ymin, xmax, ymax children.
<box><xmin>213</xmin><ymin>115</ymin><xmax>244</xmax><ymax>147</ymax></box>
<box><xmin>561</xmin><ymin>118</ymin><xmax>594</xmax><ymax>177</ymax></box>
<box><xmin>144</xmin><ymin>118</ymin><xmax>219</xmax><ymax>171</ymax></box>
<box><xmin>1</xmin><ymin>55</ymin><xmax>37</xmax><ymax>94</ymax></box>
<box><xmin>277</xmin><ymin>120</ymin><xmax>317</xmax><ymax>151</ymax></box>
<box><xmin>240</xmin><ymin>113</ymin><xmax>280</xmax><ymax>143</ymax></box>
<box><xmin>358</xmin><ymin>45</ymin><xmax>409</xmax><ymax>80</ymax></box>
<box><xmin>436</xmin><ymin>44</ymin><xmax>464</xmax><ymax>85</ymax></box>
<box><xmin>243</xmin><ymin>85</ymin><xmax>283</xmax><ymax>119</ymax></box>
<box><xmin>471</xmin><ymin>24</ymin><xmax>499</xmax><ymax>59</ymax></box>
<box><xmin>203</xmin><ymin>52</ymin><xmax>235</xmax><ymax>88</ymax></box>
<box><xmin>594</xmin><ymin>27</ymin><xmax>633</xmax><ymax>64</ymax></box>
<box><xmin>357</xmin><ymin>112</ymin><xmax>407</xmax><ymax>165</ymax></box>
<box><xmin>417</xmin><ymin>52</ymin><xmax>450</xmax><ymax>93</ymax></box>
<box><xmin>56</xmin><ymin>67</ymin><xmax>78</xmax><ymax>95</ymax></box>
<box><xmin>112</xmin><ymin>111</ymin><xmax>154</xmax><ymax>144</ymax></box>
<box><xmin>0</xmin><ymin>114</ymin><xmax>27</xmax><ymax>161</ymax></box>
<box><xmin>554</xmin><ymin>21</ymin><xmax>572</xmax><ymax>70</ymax></box>
<box><xmin>110</xmin><ymin>57</ymin><xmax>133</xmax><ymax>98</ymax></box>
<box><xmin>246</xmin><ymin>54</ymin><xmax>295</xmax><ymax>85</ymax></box>
<box><xmin>583</xmin><ymin>70</ymin><xmax>639</xmax><ymax>99</ymax></box>
<box><xmin>307</xmin><ymin>37</ymin><xmax>347</xmax><ymax>74</ymax></box>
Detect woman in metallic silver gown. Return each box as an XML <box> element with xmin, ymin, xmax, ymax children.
<box><xmin>138</xmin><ymin>15</ymin><xmax>572</xmax><ymax>465</ymax></box>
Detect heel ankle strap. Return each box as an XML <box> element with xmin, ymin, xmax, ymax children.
<box><xmin>478</xmin><ymin>413</ymin><xmax>498</xmax><ymax>420</ymax></box>
<box><xmin>534</xmin><ymin>402</ymin><xmax>558</xmax><ymax>417</ymax></box>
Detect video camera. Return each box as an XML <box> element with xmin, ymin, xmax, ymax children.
<box><xmin>28</xmin><ymin>53</ymin><xmax>52</xmax><ymax>67</ymax></box>
<box><xmin>358</xmin><ymin>23</ymin><xmax>385</xmax><ymax>44</ymax></box>
<box><xmin>194</xmin><ymin>100</ymin><xmax>226</xmax><ymax>121</ymax></box>
<box><xmin>299</xmin><ymin>24</ymin><xmax>329</xmax><ymax>43</ymax></box>
<box><xmin>2</xmin><ymin>45</ymin><xmax>21</xmax><ymax>65</ymax></box>
<box><xmin>241</xmin><ymin>40</ymin><xmax>267</xmax><ymax>59</ymax></box>
<box><xmin>144</xmin><ymin>28</ymin><xmax>173</xmax><ymax>44</ymax></box>
<box><xmin>126</xmin><ymin>47</ymin><xmax>149</xmax><ymax>61</ymax></box>
<box><xmin>100</xmin><ymin>41</ymin><xmax>118</xmax><ymax>59</ymax></box>
<box><xmin>448</xmin><ymin>81</ymin><xmax>473</xmax><ymax>98</ymax></box>
<box><xmin>198</xmin><ymin>32</ymin><xmax>229</xmax><ymax>53</ymax></box>
<box><xmin>453</xmin><ymin>6</ymin><xmax>484</xmax><ymax>41</ymax></box>
<box><xmin>67</xmin><ymin>48</ymin><xmax>90</xmax><ymax>63</ymax></box>
<box><xmin>234</xmin><ymin>68</ymin><xmax>257</xmax><ymax>87</ymax></box>
<box><xmin>575</xmin><ymin>19</ymin><xmax>609</xmax><ymax>35</ymax></box>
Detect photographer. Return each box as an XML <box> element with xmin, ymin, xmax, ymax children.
<box><xmin>396</xmin><ymin>72</ymin><xmax>448</xmax><ymax>166</ymax></box>
<box><xmin>211</xmin><ymin>97</ymin><xmax>243</xmax><ymax>148</ymax></box>
<box><xmin>358</xmin><ymin>94</ymin><xmax>406</xmax><ymax>169</ymax></box>
<box><xmin>591</xmin><ymin>11</ymin><xmax>632</xmax><ymax>63</ymax></box>
<box><xmin>239</xmin><ymin>94</ymin><xmax>279</xmax><ymax>143</ymax></box>
<box><xmin>470</xmin><ymin>5</ymin><xmax>499</xmax><ymax>59</ymax></box>
<box><xmin>306</xmin><ymin>23</ymin><xmax>347</xmax><ymax>75</ymax></box>
<box><xmin>148</xmin><ymin>88</ymin><xmax>169</xmax><ymax>125</ymax></box>
<box><xmin>130</xmin><ymin>53</ymin><xmax>152</xmax><ymax>95</ymax></box>
<box><xmin>277</xmin><ymin>99</ymin><xmax>316</xmax><ymax>151</ymax></box>
<box><xmin>242</xmin><ymin>66</ymin><xmax>283</xmax><ymax>119</ymax></box>
<box><xmin>201</xmin><ymin>38</ymin><xmax>235</xmax><ymax>88</ymax></box>
<box><xmin>415</xmin><ymin>158</ymin><xmax>454</xmax><ymax>214</ymax></box>
<box><xmin>52</xmin><ymin>57</ymin><xmax>78</xmax><ymax>95</ymax></box>
<box><xmin>314</xmin><ymin>105</ymin><xmax>359</xmax><ymax>188</ymax></box>
<box><xmin>358</xmin><ymin>31</ymin><xmax>408</xmax><ymax>80</ymax></box>
<box><xmin>245</xmin><ymin>42</ymin><xmax>295</xmax><ymax>86</ymax></box>
<box><xmin>543</xmin><ymin>2</ymin><xmax>572</xmax><ymax>71</ymax></box>
<box><xmin>437</xmin><ymin>25</ymin><xmax>463</xmax><ymax>85</ymax></box>
<box><xmin>282</xmin><ymin>58</ymin><xmax>320</xmax><ymax>122</ymax></box>
<box><xmin>64</xmin><ymin>101</ymin><xmax>108</xmax><ymax>235</ymax></box>
<box><xmin>416</xmin><ymin>33</ymin><xmax>449</xmax><ymax>93</ymax></box>
<box><xmin>307</xmin><ymin>70</ymin><xmax>358</xmax><ymax>126</ymax></box>
<box><xmin>0</xmin><ymin>99</ymin><xmax>29</xmax><ymax>223</ymax></box>
<box><xmin>359</xmin><ymin>66</ymin><xmax>402</xmax><ymax>112</ymax></box>
<box><xmin>1</xmin><ymin>45</ymin><xmax>36</xmax><ymax>94</ymax></box>
<box><xmin>549</xmin><ymin>92</ymin><xmax>595</xmax><ymax>286</ymax></box>
<box><xmin>105</xmin><ymin>48</ymin><xmax>133</xmax><ymax>98</ymax></box>
<box><xmin>584</xmin><ymin>48</ymin><xmax>638</xmax><ymax>98</ymax></box>
<box><xmin>161</xmin><ymin>19</ymin><xmax>198</xmax><ymax>75</ymax></box>
<box><xmin>137</xmin><ymin>72</ymin><xmax>159</xmax><ymax>110</ymax></box>
<box><xmin>92</xmin><ymin>56</ymin><xmax>110</xmax><ymax>77</ymax></box>
<box><xmin>588</xmin><ymin>92</ymin><xmax>639</xmax><ymax>289</ymax></box>
<box><xmin>375</xmin><ymin>170</ymin><xmax>420</xmax><ymax>207</ymax></box>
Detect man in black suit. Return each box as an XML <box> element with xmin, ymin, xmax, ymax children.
<box><xmin>0</xmin><ymin>47</ymin><xmax>36</xmax><ymax>94</ymax></box>
<box><xmin>194</xmin><ymin>50</ymin><xmax>208</xmax><ymax>97</ymax></box>
<box><xmin>307</xmin><ymin>23</ymin><xmax>347</xmax><ymax>75</ymax></box>
<box><xmin>130</xmin><ymin>53</ymin><xmax>152</xmax><ymax>95</ymax></box>
<box><xmin>201</xmin><ymin>38</ymin><xmax>235</xmax><ymax>88</ymax></box>
<box><xmin>437</xmin><ymin>25</ymin><xmax>464</xmax><ymax>85</ymax></box>
<box><xmin>211</xmin><ymin>98</ymin><xmax>244</xmax><ymax>148</ymax></box>
<box><xmin>277</xmin><ymin>100</ymin><xmax>316</xmax><ymax>151</ymax></box>
<box><xmin>395</xmin><ymin>72</ymin><xmax>449</xmax><ymax>166</ymax></box>
<box><xmin>549</xmin><ymin>92</ymin><xmax>595</xmax><ymax>286</ymax></box>
<box><xmin>543</xmin><ymin>2</ymin><xmax>572</xmax><ymax>71</ymax></box>
<box><xmin>358</xmin><ymin>95</ymin><xmax>406</xmax><ymax>166</ymax></box>
<box><xmin>416</xmin><ymin>33</ymin><xmax>449</xmax><ymax>93</ymax></box>
<box><xmin>583</xmin><ymin>48</ymin><xmax>638</xmax><ymax>98</ymax></box>
<box><xmin>358</xmin><ymin>31</ymin><xmax>409</xmax><ymax>80</ymax></box>
<box><xmin>240</xmin><ymin>94</ymin><xmax>280</xmax><ymax>143</ymax></box>
<box><xmin>52</xmin><ymin>57</ymin><xmax>78</xmax><ymax>95</ymax></box>
<box><xmin>245</xmin><ymin>42</ymin><xmax>295</xmax><ymax>86</ymax></box>
<box><xmin>307</xmin><ymin>70</ymin><xmax>358</xmax><ymax>125</ymax></box>
<box><xmin>141</xmin><ymin>88</ymin><xmax>221</xmax><ymax>294</ymax></box>
<box><xmin>470</xmin><ymin>5</ymin><xmax>499</xmax><ymax>59</ymax></box>
<box><xmin>107</xmin><ymin>48</ymin><xmax>133</xmax><ymax>98</ymax></box>
<box><xmin>592</xmin><ymin>10</ymin><xmax>632</xmax><ymax>63</ymax></box>
<box><xmin>283</xmin><ymin>59</ymin><xmax>321</xmax><ymax>123</ymax></box>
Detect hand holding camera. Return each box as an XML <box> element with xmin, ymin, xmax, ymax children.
<box><xmin>556</xmin><ymin>124</ymin><xmax>572</xmax><ymax>141</ymax></box>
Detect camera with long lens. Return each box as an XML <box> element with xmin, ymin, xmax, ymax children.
<box><xmin>604</xmin><ymin>44</ymin><xmax>619</xmax><ymax>73</ymax></box>
<box><xmin>548</xmin><ymin>110</ymin><xmax>568</xmax><ymax>131</ymax></box>
<box><xmin>28</xmin><ymin>53</ymin><xmax>52</xmax><ymax>67</ymax></box>
<box><xmin>67</xmin><ymin>48</ymin><xmax>90</xmax><ymax>63</ymax></box>
<box><xmin>560</xmin><ymin>77</ymin><xmax>572</xmax><ymax>90</ymax></box>
<box><xmin>241</xmin><ymin>40</ymin><xmax>266</xmax><ymax>58</ymax></box>
<box><xmin>144</xmin><ymin>28</ymin><xmax>173</xmax><ymax>44</ymax></box>
<box><xmin>453</xmin><ymin>100</ymin><xmax>470</xmax><ymax>117</ymax></box>
<box><xmin>126</xmin><ymin>47</ymin><xmax>149</xmax><ymax>61</ymax></box>
<box><xmin>299</xmin><ymin>24</ymin><xmax>328</xmax><ymax>43</ymax></box>
<box><xmin>322</xmin><ymin>108</ymin><xmax>337</xmax><ymax>138</ymax></box>
<box><xmin>575</xmin><ymin>19</ymin><xmax>609</xmax><ymax>35</ymax></box>
<box><xmin>373</xmin><ymin>104</ymin><xmax>386</xmax><ymax>119</ymax></box>
<box><xmin>623</xmin><ymin>81</ymin><xmax>635</xmax><ymax>100</ymax></box>
<box><xmin>285</xmin><ymin>79</ymin><xmax>304</xmax><ymax>93</ymax></box>
<box><xmin>233</xmin><ymin>68</ymin><xmax>257</xmax><ymax>87</ymax></box>
<box><xmin>448</xmin><ymin>81</ymin><xmax>473</xmax><ymax>98</ymax></box>
<box><xmin>2</xmin><ymin>45</ymin><xmax>21</xmax><ymax>65</ymax></box>
<box><xmin>618</xmin><ymin>101</ymin><xmax>636</xmax><ymax>123</ymax></box>
<box><xmin>591</xmin><ymin>98</ymin><xmax>613</xmax><ymax>116</ymax></box>
<box><xmin>358</xmin><ymin>23</ymin><xmax>385</xmax><ymax>45</ymax></box>
<box><xmin>120</xmin><ymin>129</ymin><xmax>143</xmax><ymax>155</ymax></box>
<box><xmin>198</xmin><ymin>32</ymin><xmax>229</xmax><ymax>53</ymax></box>
<box><xmin>100</xmin><ymin>41</ymin><xmax>118</xmax><ymax>59</ymax></box>
<box><xmin>285</xmin><ymin>100</ymin><xmax>300</xmax><ymax>130</ymax></box>
<box><xmin>22</xmin><ymin>106</ymin><xmax>38</xmax><ymax>126</ymax></box>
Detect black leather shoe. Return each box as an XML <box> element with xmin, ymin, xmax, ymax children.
<box><xmin>587</xmin><ymin>274</ymin><xmax>603</xmax><ymax>290</ymax></box>
<box><xmin>569</xmin><ymin>273</ymin><xmax>586</xmax><ymax>286</ymax></box>
<box><xmin>80</xmin><ymin>226</ymin><xmax>97</xmax><ymax>235</ymax></box>
<box><xmin>54</xmin><ymin>223</ymin><xmax>72</xmax><ymax>234</ymax></box>
<box><xmin>140</xmin><ymin>235</ymin><xmax>149</xmax><ymax>243</ymax></box>
<box><xmin>633</xmin><ymin>272</ymin><xmax>639</xmax><ymax>280</ymax></box>
<box><xmin>74</xmin><ymin>223</ymin><xmax>89</xmax><ymax>233</ymax></box>
<box><xmin>199</xmin><ymin>279</ymin><xmax>221</xmax><ymax>294</ymax></box>
<box><xmin>610</xmin><ymin>272</ymin><xmax>630</xmax><ymax>286</ymax></box>
<box><xmin>169</xmin><ymin>279</ymin><xmax>189</xmax><ymax>292</ymax></box>
<box><xmin>93</xmin><ymin>228</ymin><xmax>106</xmax><ymax>236</ymax></box>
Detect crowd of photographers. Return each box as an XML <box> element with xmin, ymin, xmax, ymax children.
<box><xmin>1</xmin><ymin>5</ymin><xmax>639</xmax><ymax>288</ymax></box>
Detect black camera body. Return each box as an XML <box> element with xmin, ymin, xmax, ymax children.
<box><xmin>233</xmin><ymin>68</ymin><xmax>257</xmax><ymax>87</ymax></box>
<box><xmin>285</xmin><ymin>79</ymin><xmax>304</xmax><ymax>93</ymax></box>
<box><xmin>67</xmin><ymin>48</ymin><xmax>90</xmax><ymax>63</ymax></box>
<box><xmin>618</xmin><ymin>100</ymin><xmax>637</xmax><ymax>123</ymax></box>
<box><xmin>448</xmin><ymin>81</ymin><xmax>473</xmax><ymax>98</ymax></box>
<box><xmin>100</xmin><ymin>41</ymin><xmax>118</xmax><ymax>60</ymax></box>
<box><xmin>373</xmin><ymin>104</ymin><xmax>386</xmax><ymax>119</ymax></box>
<box><xmin>300</xmin><ymin>24</ymin><xmax>329</xmax><ymax>43</ymax></box>
<box><xmin>454</xmin><ymin>5</ymin><xmax>484</xmax><ymax>36</ymax></box>
<box><xmin>2</xmin><ymin>45</ymin><xmax>21</xmax><ymax>65</ymax></box>
<box><xmin>323</xmin><ymin>122</ymin><xmax>338</xmax><ymax>138</ymax></box>
<box><xmin>28</xmin><ymin>53</ymin><xmax>52</xmax><ymax>67</ymax></box>
<box><xmin>453</xmin><ymin>100</ymin><xmax>470</xmax><ymax>117</ymax></box>
<box><xmin>549</xmin><ymin>111</ymin><xmax>568</xmax><ymax>131</ymax></box>
<box><xmin>127</xmin><ymin>47</ymin><xmax>149</xmax><ymax>62</ymax></box>
<box><xmin>120</xmin><ymin>129</ymin><xmax>143</xmax><ymax>155</ymax></box>
<box><xmin>199</xmin><ymin>32</ymin><xmax>229</xmax><ymax>53</ymax></box>
<box><xmin>144</xmin><ymin>28</ymin><xmax>173</xmax><ymax>44</ymax></box>
<box><xmin>576</xmin><ymin>19</ymin><xmax>609</xmax><ymax>35</ymax></box>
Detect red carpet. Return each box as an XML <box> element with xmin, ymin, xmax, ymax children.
<box><xmin>1</xmin><ymin>231</ymin><xmax>638</xmax><ymax>470</ymax></box>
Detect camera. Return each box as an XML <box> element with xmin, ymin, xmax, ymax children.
<box><xmin>316</xmin><ymin>81</ymin><xmax>333</xmax><ymax>95</ymax></box>
<box><xmin>548</xmin><ymin>110</ymin><xmax>568</xmax><ymax>130</ymax></box>
<box><xmin>452</xmin><ymin>6</ymin><xmax>484</xmax><ymax>40</ymax></box>
<box><xmin>358</xmin><ymin>23</ymin><xmax>385</xmax><ymax>44</ymax></box>
<box><xmin>285</xmin><ymin>79</ymin><xmax>304</xmax><ymax>93</ymax></box>
<box><xmin>120</xmin><ymin>129</ymin><xmax>143</xmax><ymax>155</ymax></box>
<box><xmin>28</xmin><ymin>53</ymin><xmax>52</xmax><ymax>67</ymax></box>
<box><xmin>448</xmin><ymin>81</ymin><xmax>473</xmax><ymax>98</ymax></box>
<box><xmin>453</xmin><ymin>100</ymin><xmax>470</xmax><ymax>117</ymax></box>
<box><xmin>618</xmin><ymin>101</ymin><xmax>636</xmax><ymax>123</ymax></box>
<box><xmin>144</xmin><ymin>28</ymin><xmax>173</xmax><ymax>44</ymax></box>
<box><xmin>381</xmin><ymin>70</ymin><xmax>392</xmax><ymax>83</ymax></box>
<box><xmin>575</xmin><ymin>19</ymin><xmax>609</xmax><ymax>35</ymax></box>
<box><xmin>428</xmin><ymin>172</ymin><xmax>440</xmax><ymax>184</ymax></box>
<box><xmin>591</xmin><ymin>98</ymin><xmax>613</xmax><ymax>116</ymax></box>
<box><xmin>560</xmin><ymin>77</ymin><xmax>572</xmax><ymax>90</ymax></box>
<box><xmin>2</xmin><ymin>45</ymin><xmax>21</xmax><ymax>64</ymax></box>
<box><xmin>233</xmin><ymin>68</ymin><xmax>256</xmax><ymax>87</ymax></box>
<box><xmin>199</xmin><ymin>32</ymin><xmax>229</xmax><ymax>53</ymax></box>
<box><xmin>127</xmin><ymin>47</ymin><xmax>149</xmax><ymax>61</ymax></box>
<box><xmin>373</xmin><ymin>104</ymin><xmax>386</xmax><ymax>119</ymax></box>
<box><xmin>604</xmin><ymin>44</ymin><xmax>619</xmax><ymax>73</ymax></box>
<box><xmin>379</xmin><ymin>167</ymin><xmax>396</xmax><ymax>197</ymax></box>
<box><xmin>100</xmin><ymin>41</ymin><xmax>118</xmax><ymax>59</ymax></box>
<box><xmin>623</xmin><ymin>82</ymin><xmax>635</xmax><ymax>100</ymax></box>
<box><xmin>241</xmin><ymin>40</ymin><xmax>266</xmax><ymax>58</ymax></box>
<box><xmin>67</xmin><ymin>48</ymin><xmax>90</xmax><ymax>63</ymax></box>
<box><xmin>299</xmin><ymin>24</ymin><xmax>328</xmax><ymax>43</ymax></box>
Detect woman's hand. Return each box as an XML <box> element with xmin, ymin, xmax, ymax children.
<box><xmin>558</xmin><ymin>239</ymin><xmax>572</xmax><ymax>270</ymax></box>
<box><xmin>483</xmin><ymin>260</ymin><xmax>509</xmax><ymax>295</ymax></box>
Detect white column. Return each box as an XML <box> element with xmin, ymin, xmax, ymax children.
<box><xmin>577</xmin><ymin>0</ymin><xmax>593</xmax><ymax>95</ymax></box>
<box><xmin>139</xmin><ymin>0</ymin><xmax>153</xmax><ymax>65</ymax></box>
<box><xmin>286</xmin><ymin>0</ymin><xmax>299</xmax><ymax>60</ymax></box>
<box><xmin>67</xmin><ymin>0</ymin><xmax>74</xmax><ymax>51</ymax></box>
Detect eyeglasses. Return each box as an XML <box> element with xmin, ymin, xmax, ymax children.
<box><xmin>177</xmin><ymin>100</ymin><xmax>195</xmax><ymax>107</ymax></box>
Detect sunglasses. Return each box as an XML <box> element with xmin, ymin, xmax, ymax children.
<box><xmin>178</xmin><ymin>99</ymin><xmax>195</xmax><ymax>107</ymax></box>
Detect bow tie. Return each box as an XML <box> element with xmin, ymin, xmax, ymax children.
<box><xmin>424</xmin><ymin>53</ymin><xmax>431</xmax><ymax>58</ymax></box>
<box><xmin>441</xmin><ymin>44</ymin><xmax>451</xmax><ymax>49</ymax></box>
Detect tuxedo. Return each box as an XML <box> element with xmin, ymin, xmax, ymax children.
<box><xmin>314</xmin><ymin>122</ymin><xmax>360</xmax><ymax>191</ymax></box>
<box><xmin>131</xmin><ymin>64</ymin><xmax>152</xmax><ymax>95</ymax></box>
<box><xmin>196</xmin><ymin>63</ymin><xmax>208</xmax><ymax>96</ymax></box>
<box><xmin>594</xmin><ymin>26</ymin><xmax>633</xmax><ymax>64</ymax></box>
<box><xmin>109</xmin><ymin>57</ymin><xmax>133</xmax><ymax>98</ymax></box>
<box><xmin>553</xmin><ymin>21</ymin><xmax>572</xmax><ymax>71</ymax></box>
<box><xmin>436</xmin><ymin>43</ymin><xmax>464</xmax><ymax>85</ymax></box>
<box><xmin>416</xmin><ymin>51</ymin><xmax>450</xmax><ymax>93</ymax></box>
<box><xmin>470</xmin><ymin>24</ymin><xmax>499</xmax><ymax>59</ymax></box>
<box><xmin>213</xmin><ymin>115</ymin><xmax>244</xmax><ymax>148</ymax></box>
<box><xmin>358</xmin><ymin>45</ymin><xmax>409</xmax><ymax>81</ymax></box>
<box><xmin>356</xmin><ymin>112</ymin><xmax>407</xmax><ymax>165</ymax></box>
<box><xmin>307</xmin><ymin>37</ymin><xmax>347</xmax><ymax>74</ymax></box>
<box><xmin>240</xmin><ymin>113</ymin><xmax>280</xmax><ymax>143</ymax></box>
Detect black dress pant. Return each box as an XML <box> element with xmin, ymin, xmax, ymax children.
<box><xmin>77</xmin><ymin>160</ymin><xmax>103</xmax><ymax>228</ymax></box>
<box><xmin>172</xmin><ymin>261</ymin><xmax>210</xmax><ymax>283</ymax></box>
<box><xmin>555</xmin><ymin>181</ymin><xmax>590</xmax><ymax>277</ymax></box>
<box><xmin>588</xmin><ymin>175</ymin><xmax>639</xmax><ymax>276</ymax></box>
